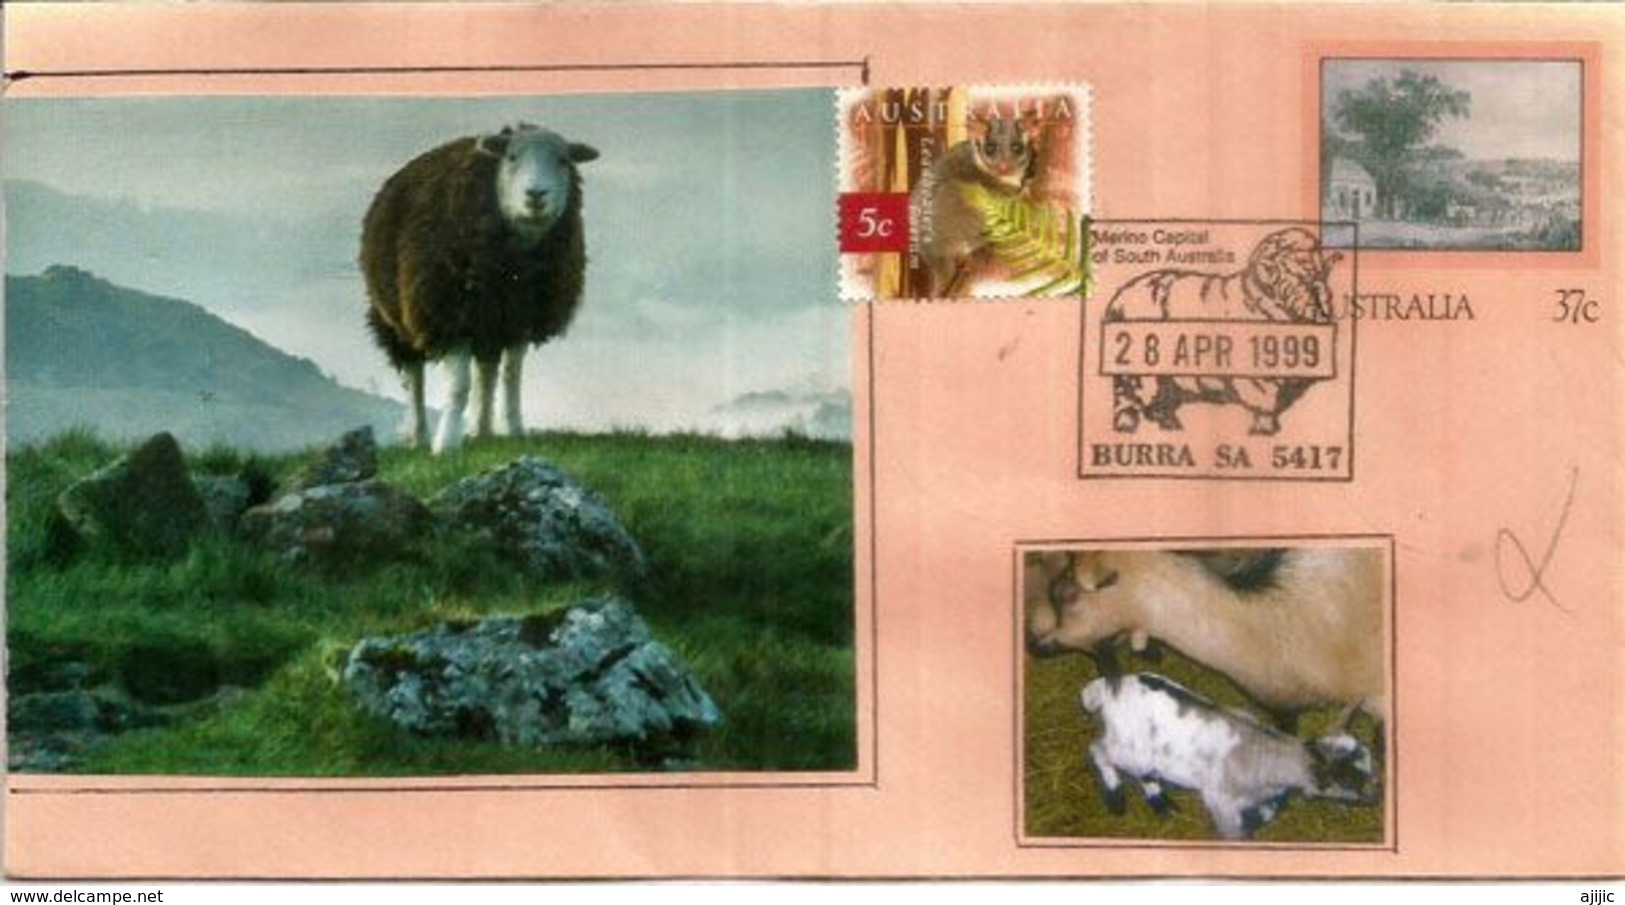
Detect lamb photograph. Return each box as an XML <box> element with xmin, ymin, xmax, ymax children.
<box><xmin>1021</xmin><ymin>544</ymin><xmax>1390</xmax><ymax>844</ymax></box>
<box><xmin>4</xmin><ymin>90</ymin><xmax>856</xmax><ymax>777</ymax></box>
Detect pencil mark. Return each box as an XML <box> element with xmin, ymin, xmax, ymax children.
<box><xmin>1494</xmin><ymin>466</ymin><xmax>1578</xmax><ymax>614</ymax></box>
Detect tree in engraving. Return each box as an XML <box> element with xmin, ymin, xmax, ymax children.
<box><xmin>1331</xmin><ymin>70</ymin><xmax>1471</xmax><ymax>219</ymax></box>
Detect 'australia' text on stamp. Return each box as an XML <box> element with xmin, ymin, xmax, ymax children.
<box><xmin>837</xmin><ymin>86</ymin><xmax>1092</xmax><ymax>301</ymax></box>
<box><xmin>1078</xmin><ymin>220</ymin><xmax>1358</xmax><ymax>481</ymax></box>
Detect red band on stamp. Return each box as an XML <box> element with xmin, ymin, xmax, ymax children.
<box><xmin>839</xmin><ymin>192</ymin><xmax>911</xmax><ymax>253</ymax></box>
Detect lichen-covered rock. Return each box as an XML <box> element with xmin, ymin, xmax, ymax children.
<box><xmin>7</xmin><ymin>686</ymin><xmax>240</xmax><ymax>773</ymax></box>
<box><xmin>6</xmin><ymin>688</ymin><xmax>166</xmax><ymax>773</ymax></box>
<box><xmin>342</xmin><ymin>596</ymin><xmax>720</xmax><ymax>747</ymax></box>
<box><xmin>10</xmin><ymin>691</ymin><xmax>110</xmax><ymax>736</ymax></box>
<box><xmin>56</xmin><ymin>431</ymin><xmax>210</xmax><ymax>558</ymax></box>
<box><xmin>295</xmin><ymin>425</ymin><xmax>379</xmax><ymax>490</ymax></box>
<box><xmin>429</xmin><ymin>456</ymin><xmax>646</xmax><ymax>582</ymax></box>
<box><xmin>8</xmin><ymin>689</ymin><xmax>149</xmax><ymax>735</ymax></box>
<box><xmin>239</xmin><ymin>479</ymin><xmax>432</xmax><ymax>565</ymax></box>
<box><xmin>194</xmin><ymin>475</ymin><xmax>253</xmax><ymax>533</ymax></box>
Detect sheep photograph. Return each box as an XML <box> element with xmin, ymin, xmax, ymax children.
<box><xmin>4</xmin><ymin>90</ymin><xmax>855</xmax><ymax>776</ymax></box>
<box><xmin>1021</xmin><ymin>544</ymin><xmax>1390</xmax><ymax>844</ymax></box>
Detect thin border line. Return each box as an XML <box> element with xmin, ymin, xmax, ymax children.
<box><xmin>4</xmin><ymin>60</ymin><xmax>872</xmax><ymax>85</ymax></box>
<box><xmin>3</xmin><ymin>873</ymin><xmax>1620</xmax><ymax>884</ymax></box>
<box><xmin>6</xmin><ymin>780</ymin><xmax>859</xmax><ymax>797</ymax></box>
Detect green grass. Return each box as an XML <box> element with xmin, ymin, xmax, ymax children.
<box><xmin>8</xmin><ymin>429</ymin><xmax>856</xmax><ymax>776</ymax></box>
<box><xmin>1025</xmin><ymin>647</ymin><xmax>1386</xmax><ymax>845</ymax></box>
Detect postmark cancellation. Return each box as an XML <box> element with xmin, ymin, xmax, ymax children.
<box><xmin>1078</xmin><ymin>220</ymin><xmax>1358</xmax><ymax>481</ymax></box>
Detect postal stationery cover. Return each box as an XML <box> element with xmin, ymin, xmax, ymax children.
<box><xmin>2</xmin><ymin>1</ymin><xmax>1621</xmax><ymax>879</ymax></box>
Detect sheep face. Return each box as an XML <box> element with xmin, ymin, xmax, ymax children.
<box><xmin>1308</xmin><ymin>732</ymin><xmax>1378</xmax><ymax>805</ymax></box>
<box><xmin>1025</xmin><ymin>551</ymin><xmax>1135</xmax><ymax>657</ymax></box>
<box><xmin>480</xmin><ymin>125</ymin><xmax>599</xmax><ymax>244</ymax></box>
<box><xmin>1244</xmin><ymin>227</ymin><xmax>1342</xmax><ymax>323</ymax></box>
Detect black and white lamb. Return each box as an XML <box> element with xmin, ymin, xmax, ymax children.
<box><xmin>1079</xmin><ymin>673</ymin><xmax>1376</xmax><ymax>840</ymax></box>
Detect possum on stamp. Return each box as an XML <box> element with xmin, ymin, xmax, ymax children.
<box><xmin>909</xmin><ymin>111</ymin><xmax>1042</xmax><ymax>298</ymax></box>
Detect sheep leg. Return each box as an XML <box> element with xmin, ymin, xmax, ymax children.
<box><xmin>432</xmin><ymin>347</ymin><xmax>472</xmax><ymax>454</ymax></box>
<box><xmin>1088</xmin><ymin>639</ymin><xmax>1122</xmax><ymax>678</ymax></box>
<box><xmin>1239</xmin><ymin>791</ymin><xmax>1293</xmax><ymax>837</ymax></box>
<box><xmin>1140</xmin><ymin>778</ymin><xmax>1175</xmax><ymax>816</ymax></box>
<box><xmin>499</xmin><ymin>343</ymin><xmax>526</xmax><ymax>436</ymax></box>
<box><xmin>1231</xmin><ymin>378</ymin><xmax>1283</xmax><ymax>435</ymax></box>
<box><xmin>402</xmin><ymin>361</ymin><xmax>429</xmax><ymax>449</ymax></box>
<box><xmin>472</xmin><ymin>356</ymin><xmax>499</xmax><ymax>439</ymax></box>
<box><xmin>1144</xmin><ymin>379</ymin><xmax>1186</xmax><ymax>430</ymax></box>
<box><xmin>1204</xmin><ymin>795</ymin><xmax>1249</xmax><ymax>840</ymax></box>
<box><xmin>1087</xmin><ymin>741</ymin><xmax>1127</xmax><ymax>816</ymax></box>
<box><xmin>1111</xmin><ymin>376</ymin><xmax>1143</xmax><ymax>433</ymax></box>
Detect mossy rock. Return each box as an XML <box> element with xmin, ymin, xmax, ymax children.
<box><xmin>56</xmin><ymin>432</ymin><xmax>209</xmax><ymax>560</ymax></box>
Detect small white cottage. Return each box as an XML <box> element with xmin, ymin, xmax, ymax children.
<box><xmin>1324</xmin><ymin>157</ymin><xmax>1378</xmax><ymax>220</ymax></box>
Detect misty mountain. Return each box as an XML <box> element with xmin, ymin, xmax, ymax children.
<box><xmin>5</xmin><ymin>266</ymin><xmax>404</xmax><ymax>452</ymax></box>
<box><xmin>708</xmin><ymin>387</ymin><xmax>852</xmax><ymax>441</ymax></box>
<box><xmin>4</xmin><ymin>179</ymin><xmax>361</xmax><ymax>318</ymax></box>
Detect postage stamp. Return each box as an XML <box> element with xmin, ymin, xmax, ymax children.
<box><xmin>1077</xmin><ymin>220</ymin><xmax>1357</xmax><ymax>481</ymax></box>
<box><xmin>836</xmin><ymin>85</ymin><xmax>1092</xmax><ymax>301</ymax></box>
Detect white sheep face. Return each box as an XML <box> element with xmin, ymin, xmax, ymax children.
<box><xmin>492</xmin><ymin>127</ymin><xmax>599</xmax><ymax>243</ymax></box>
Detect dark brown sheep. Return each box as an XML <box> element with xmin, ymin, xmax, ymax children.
<box><xmin>361</xmin><ymin>123</ymin><xmax>598</xmax><ymax>452</ymax></box>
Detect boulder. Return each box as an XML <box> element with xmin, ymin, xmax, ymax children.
<box><xmin>239</xmin><ymin>479</ymin><xmax>432</xmax><ymax>565</ymax></box>
<box><xmin>194</xmin><ymin>475</ymin><xmax>253</xmax><ymax>533</ymax></box>
<box><xmin>8</xmin><ymin>735</ymin><xmax>85</xmax><ymax>774</ymax></box>
<box><xmin>8</xmin><ymin>689</ymin><xmax>151</xmax><ymax>735</ymax></box>
<box><xmin>295</xmin><ymin>425</ymin><xmax>379</xmax><ymax>490</ymax></box>
<box><xmin>7</xmin><ymin>688</ymin><xmax>161</xmax><ymax>773</ymax></box>
<box><xmin>56</xmin><ymin>432</ymin><xmax>210</xmax><ymax>558</ymax></box>
<box><xmin>7</xmin><ymin>686</ymin><xmax>236</xmax><ymax>773</ymax></box>
<box><xmin>9</xmin><ymin>690</ymin><xmax>108</xmax><ymax>735</ymax></box>
<box><xmin>430</xmin><ymin>456</ymin><xmax>646</xmax><ymax>582</ymax></box>
<box><xmin>342</xmin><ymin>596</ymin><xmax>721</xmax><ymax>747</ymax></box>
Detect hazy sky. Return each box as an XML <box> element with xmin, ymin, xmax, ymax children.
<box><xmin>3</xmin><ymin>90</ymin><xmax>848</xmax><ymax>436</ymax></box>
<box><xmin>1322</xmin><ymin>60</ymin><xmax>1581</xmax><ymax>161</ymax></box>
